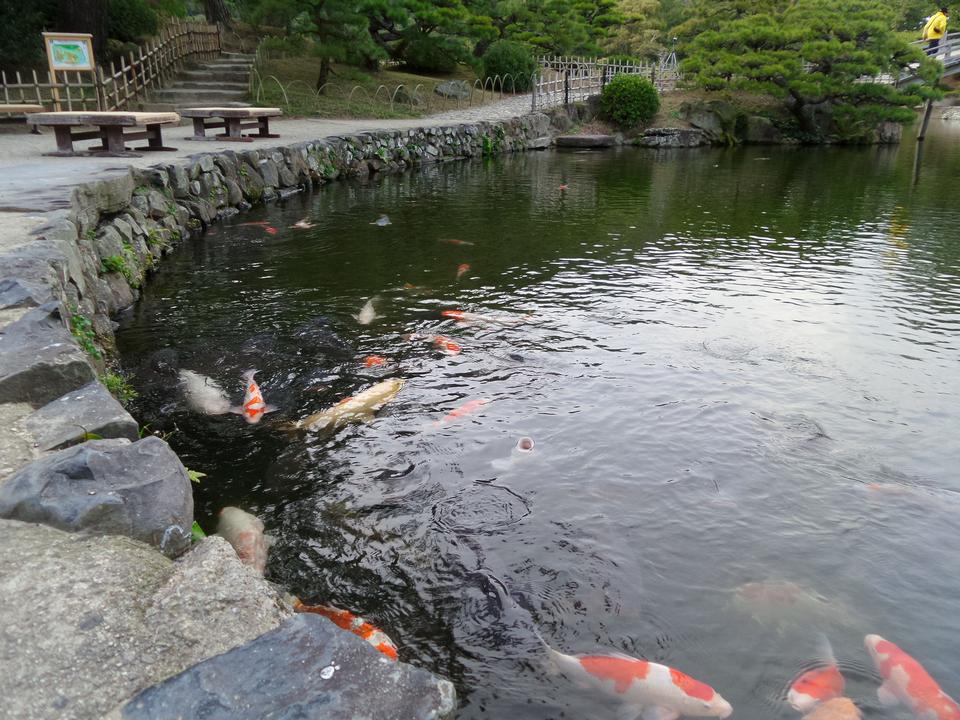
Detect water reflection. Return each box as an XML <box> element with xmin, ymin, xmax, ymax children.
<box><xmin>117</xmin><ymin>120</ymin><xmax>960</xmax><ymax>720</ymax></box>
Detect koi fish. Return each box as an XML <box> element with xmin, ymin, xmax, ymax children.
<box><xmin>291</xmin><ymin>219</ymin><xmax>315</xmax><ymax>229</ymax></box>
<box><xmin>438</xmin><ymin>398</ymin><xmax>490</xmax><ymax>424</ymax></box>
<box><xmin>433</xmin><ymin>335</ymin><xmax>461</xmax><ymax>355</ymax></box>
<box><xmin>788</xmin><ymin>636</ymin><xmax>845</xmax><ymax>711</ymax></box>
<box><xmin>364</xmin><ymin>355</ymin><xmax>388</xmax><ymax>367</ymax></box>
<box><xmin>456</xmin><ymin>263</ymin><xmax>470</xmax><ymax>280</ymax></box>
<box><xmin>292</xmin><ymin>378</ymin><xmax>405</xmax><ymax>433</ymax></box>
<box><xmin>264</xmin><ymin>226</ymin><xmax>278</xmax><ymax>235</ymax></box>
<box><xmin>229</xmin><ymin>369</ymin><xmax>277</xmax><ymax>424</ymax></box>
<box><xmin>439</xmin><ymin>238</ymin><xmax>474</xmax><ymax>246</ymax></box>
<box><xmin>179</xmin><ymin>370</ymin><xmax>231</xmax><ymax>415</ymax></box>
<box><xmin>540</xmin><ymin>634</ymin><xmax>733</xmax><ymax>720</ymax></box>
<box><xmin>440</xmin><ymin>309</ymin><xmax>528</xmax><ymax>327</ymax></box>
<box><xmin>371</xmin><ymin>214</ymin><xmax>391</xmax><ymax>226</ymax></box>
<box><xmin>217</xmin><ymin>506</ymin><xmax>269</xmax><ymax>574</ymax></box>
<box><xmin>353</xmin><ymin>297</ymin><xmax>378</xmax><ymax>325</ymax></box>
<box><xmin>864</xmin><ymin>634</ymin><xmax>960</xmax><ymax>720</ymax></box>
<box><xmin>293</xmin><ymin>600</ymin><xmax>398</xmax><ymax>660</ymax></box>
<box><xmin>516</xmin><ymin>436</ymin><xmax>535</xmax><ymax>452</ymax></box>
<box><xmin>803</xmin><ymin>698</ymin><xmax>862</xmax><ymax>720</ymax></box>
<box><xmin>559</xmin><ymin>183</ymin><xmax>569</xmax><ymax>190</ymax></box>
<box><xmin>238</xmin><ymin>220</ymin><xmax>270</xmax><ymax>227</ymax></box>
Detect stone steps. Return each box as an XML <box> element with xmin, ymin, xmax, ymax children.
<box><xmin>145</xmin><ymin>52</ymin><xmax>254</xmax><ymax>111</ymax></box>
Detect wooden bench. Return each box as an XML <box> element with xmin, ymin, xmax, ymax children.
<box><xmin>180</xmin><ymin>107</ymin><xmax>282</xmax><ymax>142</ymax></box>
<box><xmin>30</xmin><ymin>111</ymin><xmax>180</xmax><ymax>157</ymax></box>
<box><xmin>1</xmin><ymin>104</ymin><xmax>45</xmax><ymax>133</ymax></box>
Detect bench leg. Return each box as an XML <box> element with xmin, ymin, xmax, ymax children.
<box><xmin>251</xmin><ymin>116</ymin><xmax>279</xmax><ymax>139</ymax></box>
<box><xmin>88</xmin><ymin>125</ymin><xmax>141</xmax><ymax>157</ymax></box>
<box><xmin>184</xmin><ymin>117</ymin><xmax>208</xmax><ymax>141</ymax></box>
<box><xmin>42</xmin><ymin>125</ymin><xmax>83</xmax><ymax>157</ymax></box>
<box><xmin>215</xmin><ymin>116</ymin><xmax>253</xmax><ymax>142</ymax></box>
<box><xmin>134</xmin><ymin>123</ymin><xmax>177</xmax><ymax>152</ymax></box>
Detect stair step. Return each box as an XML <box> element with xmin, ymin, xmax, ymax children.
<box><xmin>151</xmin><ymin>89</ymin><xmax>250</xmax><ymax>104</ymax></box>
<box><xmin>205</xmin><ymin>62</ymin><xmax>254</xmax><ymax>70</ymax></box>
<box><xmin>179</xmin><ymin>70</ymin><xmax>251</xmax><ymax>82</ymax></box>
<box><xmin>172</xmin><ymin>81</ymin><xmax>249</xmax><ymax>90</ymax></box>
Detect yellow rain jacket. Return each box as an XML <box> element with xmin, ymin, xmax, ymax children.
<box><xmin>923</xmin><ymin>11</ymin><xmax>948</xmax><ymax>40</ymax></box>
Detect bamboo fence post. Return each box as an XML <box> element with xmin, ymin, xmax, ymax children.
<box><xmin>31</xmin><ymin>70</ymin><xmax>42</xmax><ymax>106</ymax></box>
<box><xmin>1</xmin><ymin>71</ymin><xmax>9</xmax><ymax>104</ymax></box>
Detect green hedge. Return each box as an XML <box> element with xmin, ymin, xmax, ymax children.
<box><xmin>600</xmin><ymin>74</ymin><xmax>660</xmax><ymax>129</ymax></box>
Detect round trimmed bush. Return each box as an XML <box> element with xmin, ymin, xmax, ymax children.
<box><xmin>482</xmin><ymin>41</ymin><xmax>537</xmax><ymax>91</ymax></box>
<box><xmin>599</xmin><ymin>74</ymin><xmax>660</xmax><ymax>129</ymax></box>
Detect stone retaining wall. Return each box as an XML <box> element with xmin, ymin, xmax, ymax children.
<box><xmin>0</xmin><ymin>110</ymin><xmax>559</xmax><ymax>719</ymax></box>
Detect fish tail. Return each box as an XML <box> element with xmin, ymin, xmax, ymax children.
<box><xmin>242</xmin><ymin>369</ymin><xmax>258</xmax><ymax>381</ymax></box>
<box><xmin>816</xmin><ymin>632</ymin><xmax>838</xmax><ymax>666</ymax></box>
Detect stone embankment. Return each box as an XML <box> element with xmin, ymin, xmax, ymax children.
<box><xmin>0</xmin><ymin>110</ymin><xmax>558</xmax><ymax>719</ymax></box>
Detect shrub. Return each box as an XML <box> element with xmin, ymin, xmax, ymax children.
<box><xmin>101</xmin><ymin>372</ymin><xmax>138</xmax><ymax>405</ymax></box>
<box><xmin>402</xmin><ymin>34</ymin><xmax>461</xmax><ymax>74</ymax></box>
<box><xmin>482</xmin><ymin>41</ymin><xmax>537</xmax><ymax>92</ymax></box>
<box><xmin>107</xmin><ymin>0</ymin><xmax>159</xmax><ymax>42</ymax></box>
<box><xmin>600</xmin><ymin>74</ymin><xmax>660</xmax><ymax>129</ymax></box>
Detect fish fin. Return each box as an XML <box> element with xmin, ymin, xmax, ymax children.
<box><xmin>242</xmin><ymin>369</ymin><xmax>257</xmax><ymax>381</ymax></box>
<box><xmin>359</xmin><ymin>411</ymin><xmax>377</xmax><ymax>424</ymax></box>
<box><xmin>638</xmin><ymin>707</ymin><xmax>679</xmax><ymax>720</ymax></box>
<box><xmin>815</xmin><ymin>632</ymin><xmax>838</xmax><ymax>665</ymax></box>
<box><xmin>877</xmin><ymin>682</ymin><xmax>899</xmax><ymax>707</ymax></box>
<box><xmin>264</xmin><ymin>533</ymin><xmax>277</xmax><ymax>548</ymax></box>
<box><xmin>227</xmin><ymin>406</ymin><xmax>245</xmax><ymax>415</ymax></box>
<box><xmin>263</xmin><ymin>404</ymin><xmax>279</xmax><ymax>414</ymax></box>
<box><xmin>278</xmin><ymin>421</ymin><xmax>303</xmax><ymax>438</ymax></box>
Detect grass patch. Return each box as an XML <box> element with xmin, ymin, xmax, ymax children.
<box><xmin>101</xmin><ymin>372</ymin><xmax>138</xmax><ymax>405</ymax></box>
<box><xmin>253</xmin><ymin>56</ymin><xmax>513</xmax><ymax>119</ymax></box>
<box><xmin>69</xmin><ymin>308</ymin><xmax>101</xmax><ymax>360</ymax></box>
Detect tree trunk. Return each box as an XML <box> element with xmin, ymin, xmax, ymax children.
<box><xmin>316</xmin><ymin>57</ymin><xmax>331</xmax><ymax>93</ymax></box>
<box><xmin>58</xmin><ymin>0</ymin><xmax>108</xmax><ymax>59</ymax></box>
<box><xmin>204</xmin><ymin>0</ymin><xmax>232</xmax><ymax>26</ymax></box>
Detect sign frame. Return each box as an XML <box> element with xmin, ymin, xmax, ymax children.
<box><xmin>43</xmin><ymin>32</ymin><xmax>96</xmax><ymax>72</ymax></box>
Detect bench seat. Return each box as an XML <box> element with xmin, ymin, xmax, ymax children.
<box><xmin>30</xmin><ymin>111</ymin><xmax>181</xmax><ymax>157</ymax></box>
<box><xmin>179</xmin><ymin>106</ymin><xmax>283</xmax><ymax>142</ymax></box>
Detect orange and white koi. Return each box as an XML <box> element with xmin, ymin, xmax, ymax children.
<box><xmin>559</xmin><ymin>183</ymin><xmax>569</xmax><ymax>191</ymax></box>
<box><xmin>803</xmin><ymin>698</ymin><xmax>862</xmax><ymax>720</ymax></box>
<box><xmin>364</xmin><ymin>355</ymin><xmax>388</xmax><ymax>367</ymax></box>
<box><xmin>264</xmin><ymin>226</ymin><xmax>278</xmax><ymax>235</ymax></box>
<box><xmin>540</xmin><ymin>635</ymin><xmax>733</xmax><ymax>720</ymax></box>
<box><xmin>438</xmin><ymin>398</ymin><xmax>490</xmax><ymax>424</ymax></box>
<box><xmin>439</xmin><ymin>238</ymin><xmax>474</xmax><ymax>246</ymax></box>
<box><xmin>864</xmin><ymin>634</ymin><xmax>960</xmax><ymax>720</ymax></box>
<box><xmin>294</xmin><ymin>600</ymin><xmax>398</xmax><ymax>660</ymax></box>
<box><xmin>238</xmin><ymin>220</ymin><xmax>270</xmax><ymax>227</ymax></box>
<box><xmin>217</xmin><ymin>506</ymin><xmax>269</xmax><ymax>574</ymax></box>
<box><xmin>456</xmin><ymin>263</ymin><xmax>470</xmax><ymax>280</ymax></box>
<box><xmin>291</xmin><ymin>219</ymin><xmax>316</xmax><ymax>229</ymax></box>
<box><xmin>440</xmin><ymin>309</ymin><xmax>528</xmax><ymax>327</ymax></box>
<box><xmin>788</xmin><ymin>636</ymin><xmax>845</xmax><ymax>711</ymax></box>
<box><xmin>432</xmin><ymin>335</ymin><xmax>461</xmax><ymax>355</ymax></box>
<box><xmin>229</xmin><ymin>369</ymin><xmax>277</xmax><ymax>424</ymax></box>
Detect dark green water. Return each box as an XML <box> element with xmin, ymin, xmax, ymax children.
<box><xmin>117</xmin><ymin>120</ymin><xmax>960</xmax><ymax>719</ymax></box>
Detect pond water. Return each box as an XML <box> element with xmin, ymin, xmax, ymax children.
<box><xmin>117</xmin><ymin>120</ymin><xmax>960</xmax><ymax>719</ymax></box>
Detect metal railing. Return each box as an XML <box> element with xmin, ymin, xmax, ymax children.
<box><xmin>0</xmin><ymin>19</ymin><xmax>220</xmax><ymax>111</ymax></box>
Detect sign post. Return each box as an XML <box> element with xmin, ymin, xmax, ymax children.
<box><xmin>42</xmin><ymin>32</ymin><xmax>96</xmax><ymax>111</ymax></box>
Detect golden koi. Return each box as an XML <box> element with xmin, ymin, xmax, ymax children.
<box><xmin>293</xmin><ymin>378</ymin><xmax>405</xmax><ymax>433</ymax></box>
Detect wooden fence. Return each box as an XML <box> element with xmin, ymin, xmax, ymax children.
<box><xmin>533</xmin><ymin>54</ymin><xmax>681</xmax><ymax>110</ymax></box>
<box><xmin>0</xmin><ymin>19</ymin><xmax>220</xmax><ymax>112</ymax></box>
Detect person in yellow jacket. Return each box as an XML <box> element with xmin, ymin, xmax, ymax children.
<box><xmin>922</xmin><ymin>7</ymin><xmax>949</xmax><ymax>55</ymax></box>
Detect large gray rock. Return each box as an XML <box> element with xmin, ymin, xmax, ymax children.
<box><xmin>0</xmin><ymin>522</ymin><xmax>292</xmax><ymax>720</ymax></box>
<box><xmin>636</xmin><ymin>128</ymin><xmax>711</xmax><ymax>148</ymax></box>
<box><xmin>679</xmin><ymin>99</ymin><xmax>738</xmax><ymax>141</ymax></box>
<box><xmin>0</xmin><ymin>302</ymin><xmax>95</xmax><ymax>407</ymax></box>
<box><xmin>0</xmin><ymin>437</ymin><xmax>193</xmax><ymax>557</ymax></box>
<box><xmin>555</xmin><ymin>134</ymin><xmax>618</xmax><ymax>148</ymax></box>
<box><xmin>0</xmin><ymin>277</ymin><xmax>52</xmax><ymax>311</ymax></box>
<box><xmin>118</xmin><ymin>613</ymin><xmax>457</xmax><ymax>720</ymax></box>
<box><xmin>23</xmin><ymin>381</ymin><xmax>139</xmax><ymax>451</ymax></box>
<box><xmin>741</xmin><ymin>115</ymin><xmax>784</xmax><ymax>144</ymax></box>
<box><xmin>434</xmin><ymin>80</ymin><xmax>470</xmax><ymax>100</ymax></box>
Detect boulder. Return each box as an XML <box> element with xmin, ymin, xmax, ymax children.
<box><xmin>555</xmin><ymin>134</ymin><xmax>617</xmax><ymax>148</ymax></box>
<box><xmin>0</xmin><ymin>522</ymin><xmax>292</xmax><ymax>720</ymax></box>
<box><xmin>0</xmin><ymin>302</ymin><xmax>95</xmax><ymax>407</ymax></box>
<box><xmin>0</xmin><ymin>436</ymin><xmax>193</xmax><ymax>557</ymax></box>
<box><xmin>874</xmin><ymin>121</ymin><xmax>903</xmax><ymax>144</ymax></box>
<box><xmin>943</xmin><ymin>107</ymin><xmax>960</xmax><ymax>121</ymax></box>
<box><xmin>117</xmin><ymin>613</ymin><xmax>457</xmax><ymax>720</ymax></box>
<box><xmin>23</xmin><ymin>381</ymin><xmax>139</xmax><ymax>451</ymax></box>
<box><xmin>635</xmin><ymin>128</ymin><xmax>711</xmax><ymax>148</ymax></box>
<box><xmin>0</xmin><ymin>277</ymin><xmax>52</xmax><ymax>311</ymax></box>
<box><xmin>679</xmin><ymin>99</ymin><xmax>738</xmax><ymax>141</ymax></box>
<box><xmin>434</xmin><ymin>80</ymin><xmax>470</xmax><ymax>100</ymax></box>
<box><xmin>741</xmin><ymin>115</ymin><xmax>784</xmax><ymax>144</ymax></box>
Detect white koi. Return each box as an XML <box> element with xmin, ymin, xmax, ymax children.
<box><xmin>216</xmin><ymin>506</ymin><xmax>269</xmax><ymax>574</ymax></box>
<box><xmin>179</xmin><ymin>370</ymin><xmax>231</xmax><ymax>415</ymax></box>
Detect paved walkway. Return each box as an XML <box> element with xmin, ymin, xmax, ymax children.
<box><xmin>0</xmin><ymin>95</ymin><xmax>534</xmax><ymax>214</ymax></box>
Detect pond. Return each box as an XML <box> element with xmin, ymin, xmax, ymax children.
<box><xmin>116</xmin><ymin>120</ymin><xmax>960</xmax><ymax>720</ymax></box>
